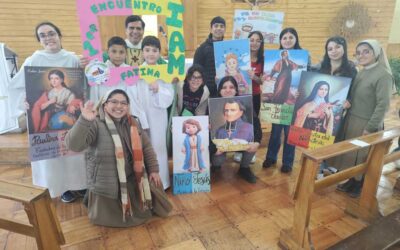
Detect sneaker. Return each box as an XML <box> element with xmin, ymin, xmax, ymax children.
<box><xmin>61</xmin><ymin>191</ymin><xmax>78</xmax><ymax>203</ymax></box>
<box><xmin>281</xmin><ymin>165</ymin><xmax>292</xmax><ymax>173</ymax></box>
<box><xmin>238</xmin><ymin>167</ymin><xmax>256</xmax><ymax>183</ymax></box>
<box><xmin>262</xmin><ymin>158</ymin><xmax>276</xmax><ymax>168</ymax></box>
<box><xmin>336</xmin><ymin>178</ymin><xmax>355</xmax><ymax>193</ymax></box>
<box><xmin>250</xmin><ymin>155</ymin><xmax>256</xmax><ymax>164</ymax></box>
<box><xmin>233</xmin><ymin>153</ymin><xmax>242</xmax><ymax>163</ymax></box>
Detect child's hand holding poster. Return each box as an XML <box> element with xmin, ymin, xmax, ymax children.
<box><xmin>288</xmin><ymin>71</ymin><xmax>352</xmax><ymax>149</ymax></box>
<box><xmin>260</xmin><ymin>49</ymin><xmax>308</xmax><ymax>125</ymax></box>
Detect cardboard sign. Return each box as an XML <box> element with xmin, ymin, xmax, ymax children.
<box><xmin>76</xmin><ymin>0</ymin><xmax>185</xmax><ymax>85</ymax></box>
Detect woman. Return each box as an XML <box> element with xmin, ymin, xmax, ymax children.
<box><xmin>294</xmin><ymin>81</ymin><xmax>334</xmax><ymax>135</ymax></box>
<box><xmin>31</xmin><ymin>69</ymin><xmax>79</xmax><ymax>133</ymax></box>
<box><xmin>65</xmin><ymin>89</ymin><xmax>172</xmax><ymax>227</ymax></box>
<box><xmin>176</xmin><ymin>64</ymin><xmax>210</xmax><ymax>116</ymax></box>
<box><xmin>263</xmin><ymin>27</ymin><xmax>304</xmax><ymax>173</ymax></box>
<box><xmin>8</xmin><ymin>22</ymin><xmax>86</xmax><ymax>202</ymax></box>
<box><xmin>210</xmin><ymin>76</ymin><xmax>262</xmax><ymax>183</ymax></box>
<box><xmin>319</xmin><ymin>36</ymin><xmax>357</xmax><ymax>79</ymax></box>
<box><xmin>317</xmin><ymin>36</ymin><xmax>357</xmax><ymax>176</ymax></box>
<box><xmin>334</xmin><ymin>39</ymin><xmax>393</xmax><ymax>198</ymax></box>
<box><xmin>247</xmin><ymin>31</ymin><xmax>264</xmax><ymax>116</ymax></box>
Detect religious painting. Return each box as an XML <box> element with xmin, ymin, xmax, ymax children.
<box><xmin>25</xmin><ymin>66</ymin><xmax>85</xmax><ymax>161</ymax></box>
<box><xmin>209</xmin><ymin>95</ymin><xmax>254</xmax><ymax>152</ymax></box>
<box><xmin>288</xmin><ymin>71</ymin><xmax>352</xmax><ymax>149</ymax></box>
<box><xmin>260</xmin><ymin>49</ymin><xmax>308</xmax><ymax>125</ymax></box>
<box><xmin>214</xmin><ymin>39</ymin><xmax>252</xmax><ymax>95</ymax></box>
<box><xmin>172</xmin><ymin>116</ymin><xmax>210</xmax><ymax>195</ymax></box>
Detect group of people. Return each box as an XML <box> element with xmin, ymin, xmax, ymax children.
<box><xmin>5</xmin><ymin>12</ymin><xmax>394</xmax><ymax>228</ymax></box>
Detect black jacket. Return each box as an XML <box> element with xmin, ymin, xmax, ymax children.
<box><xmin>193</xmin><ymin>34</ymin><xmax>219</xmax><ymax>97</ymax></box>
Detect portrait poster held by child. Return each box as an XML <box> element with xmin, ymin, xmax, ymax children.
<box><xmin>260</xmin><ymin>49</ymin><xmax>308</xmax><ymax>125</ymax></box>
<box><xmin>172</xmin><ymin>116</ymin><xmax>210</xmax><ymax>195</ymax></box>
<box><xmin>25</xmin><ymin>66</ymin><xmax>85</xmax><ymax>161</ymax></box>
<box><xmin>288</xmin><ymin>71</ymin><xmax>352</xmax><ymax>149</ymax></box>
<box><xmin>209</xmin><ymin>95</ymin><xmax>254</xmax><ymax>152</ymax></box>
<box><xmin>214</xmin><ymin>39</ymin><xmax>252</xmax><ymax>95</ymax></box>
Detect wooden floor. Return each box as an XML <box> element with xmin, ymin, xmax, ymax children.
<box><xmin>1</xmin><ymin>97</ymin><xmax>399</xmax><ymax>250</ymax></box>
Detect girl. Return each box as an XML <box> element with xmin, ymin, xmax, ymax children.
<box><xmin>7</xmin><ymin>22</ymin><xmax>86</xmax><ymax>202</ymax></box>
<box><xmin>263</xmin><ymin>27</ymin><xmax>304</xmax><ymax>173</ymax></box>
<box><xmin>176</xmin><ymin>64</ymin><xmax>210</xmax><ymax>116</ymax></box>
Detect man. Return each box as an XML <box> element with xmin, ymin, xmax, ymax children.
<box><xmin>193</xmin><ymin>16</ymin><xmax>226</xmax><ymax>97</ymax></box>
<box><xmin>124</xmin><ymin>15</ymin><xmax>145</xmax><ymax>66</ymax></box>
<box><xmin>215</xmin><ymin>99</ymin><xmax>253</xmax><ymax>142</ymax></box>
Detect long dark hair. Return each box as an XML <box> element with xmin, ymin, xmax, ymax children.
<box><xmin>35</xmin><ymin>21</ymin><xmax>62</xmax><ymax>42</ymax></box>
<box><xmin>217</xmin><ymin>76</ymin><xmax>239</xmax><ymax>97</ymax></box>
<box><xmin>184</xmin><ymin>64</ymin><xmax>205</xmax><ymax>89</ymax></box>
<box><xmin>320</xmin><ymin>36</ymin><xmax>353</xmax><ymax>77</ymax></box>
<box><xmin>48</xmin><ymin>69</ymin><xmax>67</xmax><ymax>88</ymax></box>
<box><xmin>279</xmin><ymin>27</ymin><xmax>302</xmax><ymax>50</ymax></box>
<box><xmin>248</xmin><ymin>31</ymin><xmax>264</xmax><ymax>64</ymax></box>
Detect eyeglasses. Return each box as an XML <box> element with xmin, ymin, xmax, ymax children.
<box><xmin>191</xmin><ymin>75</ymin><xmax>202</xmax><ymax>81</ymax></box>
<box><xmin>38</xmin><ymin>31</ymin><xmax>57</xmax><ymax>40</ymax></box>
<box><xmin>354</xmin><ymin>49</ymin><xmax>371</xmax><ymax>57</ymax></box>
<box><xmin>107</xmin><ymin>99</ymin><xmax>129</xmax><ymax>106</ymax></box>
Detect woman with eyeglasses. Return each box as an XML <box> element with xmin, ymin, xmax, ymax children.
<box><xmin>333</xmin><ymin>40</ymin><xmax>393</xmax><ymax>198</ymax></box>
<box><xmin>65</xmin><ymin>89</ymin><xmax>172</xmax><ymax>227</ymax></box>
<box><xmin>176</xmin><ymin>64</ymin><xmax>210</xmax><ymax>116</ymax></box>
<box><xmin>7</xmin><ymin>22</ymin><xmax>86</xmax><ymax>203</ymax></box>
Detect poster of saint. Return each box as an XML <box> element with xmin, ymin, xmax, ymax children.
<box><xmin>214</xmin><ymin>39</ymin><xmax>252</xmax><ymax>95</ymax></box>
<box><xmin>172</xmin><ymin>116</ymin><xmax>210</xmax><ymax>195</ymax></box>
<box><xmin>232</xmin><ymin>9</ymin><xmax>284</xmax><ymax>44</ymax></box>
<box><xmin>209</xmin><ymin>96</ymin><xmax>254</xmax><ymax>152</ymax></box>
<box><xmin>260</xmin><ymin>49</ymin><xmax>309</xmax><ymax>125</ymax></box>
<box><xmin>25</xmin><ymin>66</ymin><xmax>85</xmax><ymax>161</ymax></box>
<box><xmin>288</xmin><ymin>71</ymin><xmax>352</xmax><ymax>149</ymax></box>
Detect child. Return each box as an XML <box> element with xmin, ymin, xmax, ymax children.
<box><xmin>181</xmin><ymin>118</ymin><xmax>206</xmax><ymax>172</ymax></box>
<box><xmin>126</xmin><ymin>35</ymin><xmax>174</xmax><ymax>189</ymax></box>
<box><xmin>90</xmin><ymin>36</ymin><xmax>128</xmax><ymax>102</ymax></box>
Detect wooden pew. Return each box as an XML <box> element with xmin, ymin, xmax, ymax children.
<box><xmin>0</xmin><ymin>179</ymin><xmax>65</xmax><ymax>250</ymax></box>
<box><xmin>279</xmin><ymin>127</ymin><xmax>400</xmax><ymax>250</ymax></box>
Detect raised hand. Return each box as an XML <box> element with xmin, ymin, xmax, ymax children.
<box><xmin>80</xmin><ymin>100</ymin><xmax>97</xmax><ymax>121</ymax></box>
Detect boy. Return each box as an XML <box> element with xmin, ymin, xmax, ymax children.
<box><xmin>126</xmin><ymin>36</ymin><xmax>174</xmax><ymax>189</ymax></box>
<box><xmin>90</xmin><ymin>36</ymin><xmax>129</xmax><ymax>102</ymax></box>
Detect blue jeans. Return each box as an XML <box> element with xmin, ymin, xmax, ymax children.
<box><xmin>266</xmin><ymin>124</ymin><xmax>295</xmax><ymax>167</ymax></box>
